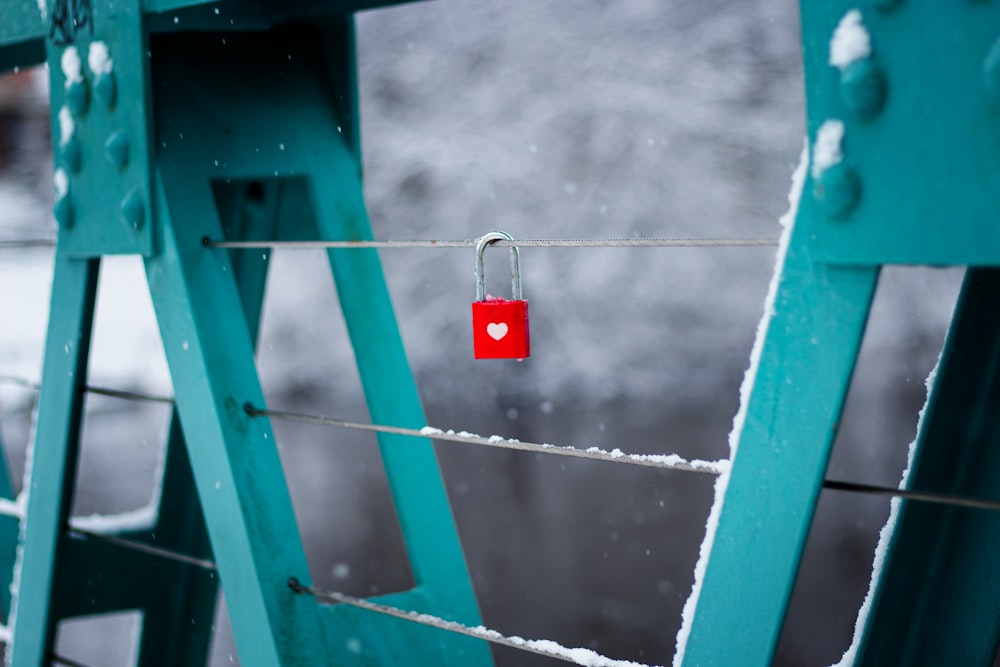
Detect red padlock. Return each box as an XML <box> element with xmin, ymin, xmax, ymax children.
<box><xmin>472</xmin><ymin>231</ymin><xmax>530</xmax><ymax>359</ymax></box>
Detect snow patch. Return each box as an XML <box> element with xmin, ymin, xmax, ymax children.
<box><xmin>57</xmin><ymin>106</ymin><xmax>73</xmax><ymax>147</ymax></box>
<box><xmin>9</xmin><ymin>405</ymin><xmax>43</xmax><ymax>657</ymax></box>
<box><xmin>69</xmin><ymin>421</ymin><xmax>167</xmax><ymax>533</ymax></box>
<box><xmin>829</xmin><ymin>358</ymin><xmax>941</xmax><ymax>667</ymax></box>
<box><xmin>35</xmin><ymin>0</ymin><xmax>45</xmax><ymax>20</ymax></box>
<box><xmin>53</xmin><ymin>169</ymin><xmax>68</xmax><ymax>200</ymax></box>
<box><xmin>87</xmin><ymin>41</ymin><xmax>113</xmax><ymax>76</ymax></box>
<box><xmin>412</xmin><ymin>614</ymin><xmax>658</xmax><ymax>667</ymax></box>
<box><xmin>0</xmin><ymin>497</ymin><xmax>23</xmax><ymax>521</ymax></box>
<box><xmin>61</xmin><ymin>46</ymin><xmax>83</xmax><ymax>86</ymax></box>
<box><xmin>830</xmin><ymin>10</ymin><xmax>871</xmax><ymax>69</ymax></box>
<box><xmin>812</xmin><ymin>120</ymin><xmax>844</xmax><ymax>179</ymax></box>
<box><xmin>673</xmin><ymin>142</ymin><xmax>809</xmax><ymax>667</ymax></box>
<box><xmin>421</xmin><ymin>425</ymin><xmax>727</xmax><ymax>474</ymax></box>
<box><xmin>69</xmin><ymin>505</ymin><xmax>158</xmax><ymax>533</ymax></box>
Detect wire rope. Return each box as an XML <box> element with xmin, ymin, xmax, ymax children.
<box><xmin>4</xmin><ymin>375</ymin><xmax>1000</xmax><ymax>512</ymax></box>
<box><xmin>287</xmin><ymin>578</ymin><xmax>658</xmax><ymax>667</ymax></box>
<box><xmin>203</xmin><ymin>236</ymin><xmax>779</xmax><ymax>250</ymax></box>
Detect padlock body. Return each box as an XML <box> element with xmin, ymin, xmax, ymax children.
<box><xmin>472</xmin><ymin>298</ymin><xmax>530</xmax><ymax>359</ymax></box>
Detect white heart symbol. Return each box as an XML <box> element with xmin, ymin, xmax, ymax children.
<box><xmin>486</xmin><ymin>322</ymin><xmax>508</xmax><ymax>341</ymax></box>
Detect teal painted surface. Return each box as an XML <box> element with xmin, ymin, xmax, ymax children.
<box><xmin>9</xmin><ymin>254</ymin><xmax>99</xmax><ymax>666</ymax></box>
<box><xmin>0</xmin><ymin>39</ymin><xmax>44</xmax><ymax>73</ymax></box>
<box><xmin>144</xmin><ymin>0</ymin><xmax>424</xmax><ymax>33</ymax></box>
<box><xmin>44</xmin><ymin>0</ymin><xmax>155</xmax><ymax>257</ymax></box>
<box><xmin>5</xmin><ymin>0</ymin><xmax>487</xmax><ymax>663</ymax></box>
<box><xmin>800</xmin><ymin>1</ymin><xmax>1000</xmax><ymax>265</ymax></box>
<box><xmin>315</xmin><ymin>136</ymin><xmax>491</xmax><ymax>660</ymax></box>
<box><xmin>854</xmin><ymin>268</ymin><xmax>1000</xmax><ymax>666</ymax></box>
<box><xmin>147</xmin><ymin>22</ymin><xmax>491</xmax><ymax>662</ymax></box>
<box><xmin>0</xmin><ymin>424</ymin><xmax>16</xmax><ymax>620</ymax></box>
<box><xmin>132</xmin><ymin>417</ymin><xmax>217</xmax><ymax>666</ymax></box>
<box><xmin>681</xmin><ymin>3</ymin><xmax>1000</xmax><ymax>664</ymax></box>
<box><xmin>148</xmin><ymin>163</ymin><xmax>331</xmax><ymax>664</ymax></box>
<box><xmin>0</xmin><ymin>0</ymin><xmax>44</xmax><ymax>70</ymax></box>
<box><xmin>679</xmin><ymin>215</ymin><xmax>879</xmax><ymax>666</ymax></box>
<box><xmin>0</xmin><ymin>0</ymin><xmax>421</xmax><ymax>71</ymax></box>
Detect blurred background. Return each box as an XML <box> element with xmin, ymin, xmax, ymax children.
<box><xmin>0</xmin><ymin>0</ymin><xmax>965</xmax><ymax>665</ymax></box>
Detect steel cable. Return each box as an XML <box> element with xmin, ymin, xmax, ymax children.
<box><xmin>3</xmin><ymin>375</ymin><xmax>999</xmax><ymax>512</ymax></box>
<box><xmin>203</xmin><ymin>236</ymin><xmax>778</xmax><ymax>249</ymax></box>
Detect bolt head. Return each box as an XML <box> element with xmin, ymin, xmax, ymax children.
<box><xmin>104</xmin><ymin>130</ymin><xmax>130</xmax><ymax>170</ymax></box>
<box><xmin>94</xmin><ymin>72</ymin><xmax>117</xmax><ymax>109</ymax></box>
<box><xmin>120</xmin><ymin>189</ymin><xmax>145</xmax><ymax>230</ymax></box>
<box><xmin>61</xmin><ymin>138</ymin><xmax>82</xmax><ymax>173</ymax></box>
<box><xmin>54</xmin><ymin>195</ymin><xmax>74</xmax><ymax>228</ymax></box>
<box><xmin>66</xmin><ymin>80</ymin><xmax>89</xmax><ymax>117</ymax></box>
<box><xmin>840</xmin><ymin>59</ymin><xmax>887</xmax><ymax>119</ymax></box>
<box><xmin>813</xmin><ymin>162</ymin><xmax>861</xmax><ymax>220</ymax></box>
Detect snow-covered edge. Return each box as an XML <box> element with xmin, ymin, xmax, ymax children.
<box><xmin>87</xmin><ymin>41</ymin><xmax>113</xmax><ymax>77</ymax></box>
<box><xmin>6</xmin><ymin>398</ymin><xmax>40</xmax><ymax>661</ymax></box>
<box><xmin>360</xmin><ymin>597</ymin><xmax>661</xmax><ymax>667</ymax></box>
<box><xmin>4</xmin><ymin>403</ymin><xmax>166</xmax><ymax>659</ymax></box>
<box><xmin>829</xmin><ymin>358</ymin><xmax>940</xmax><ymax>667</ymax></box>
<box><xmin>57</xmin><ymin>107</ymin><xmax>74</xmax><ymax>147</ymax></box>
<box><xmin>60</xmin><ymin>46</ymin><xmax>83</xmax><ymax>87</ymax></box>
<box><xmin>811</xmin><ymin>120</ymin><xmax>844</xmax><ymax>180</ymax></box>
<box><xmin>69</xmin><ymin>504</ymin><xmax>158</xmax><ymax>534</ymax></box>
<box><xmin>830</xmin><ymin>9</ymin><xmax>871</xmax><ymax>70</ymax></box>
<box><xmin>672</xmin><ymin>141</ymin><xmax>810</xmax><ymax>666</ymax></box>
<box><xmin>471</xmin><ymin>624</ymin><xmax>657</xmax><ymax>667</ymax></box>
<box><xmin>419</xmin><ymin>426</ymin><xmax>729</xmax><ymax>474</ymax></box>
<box><xmin>69</xmin><ymin>425</ymin><xmax>167</xmax><ymax>533</ymax></box>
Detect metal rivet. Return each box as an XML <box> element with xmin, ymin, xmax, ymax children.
<box><xmin>66</xmin><ymin>80</ymin><xmax>89</xmax><ymax>117</ymax></box>
<box><xmin>53</xmin><ymin>169</ymin><xmax>72</xmax><ymax>228</ymax></box>
<box><xmin>94</xmin><ymin>72</ymin><xmax>117</xmax><ymax>109</ymax></box>
<box><xmin>840</xmin><ymin>59</ymin><xmax>887</xmax><ymax>118</ymax></box>
<box><xmin>984</xmin><ymin>38</ymin><xmax>1000</xmax><ymax>108</ymax></box>
<box><xmin>104</xmin><ymin>130</ymin><xmax>130</xmax><ymax>169</ymax></box>
<box><xmin>813</xmin><ymin>162</ymin><xmax>861</xmax><ymax>219</ymax></box>
<box><xmin>61</xmin><ymin>138</ymin><xmax>82</xmax><ymax>173</ymax></box>
<box><xmin>120</xmin><ymin>189</ymin><xmax>145</xmax><ymax>230</ymax></box>
<box><xmin>54</xmin><ymin>195</ymin><xmax>74</xmax><ymax>228</ymax></box>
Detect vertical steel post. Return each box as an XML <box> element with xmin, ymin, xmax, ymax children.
<box><xmin>9</xmin><ymin>255</ymin><xmax>99</xmax><ymax>665</ymax></box>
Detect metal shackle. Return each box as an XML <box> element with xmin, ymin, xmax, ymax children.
<box><xmin>475</xmin><ymin>231</ymin><xmax>522</xmax><ymax>302</ymax></box>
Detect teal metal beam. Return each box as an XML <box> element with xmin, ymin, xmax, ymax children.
<box><xmin>0</xmin><ymin>425</ymin><xmax>17</xmax><ymax>620</ymax></box>
<box><xmin>854</xmin><ymin>268</ymin><xmax>1000</xmax><ymax>666</ymax></box>
<box><xmin>682</xmin><ymin>2</ymin><xmax>1000</xmax><ymax>663</ymax></box>
<box><xmin>147</xmin><ymin>169</ymin><xmax>330</xmax><ymax>665</ymax></box>
<box><xmin>133</xmin><ymin>417</ymin><xmax>218</xmax><ymax>667</ymax></box>
<box><xmin>0</xmin><ymin>1</ymin><xmax>44</xmax><ymax>70</ymax></box>
<box><xmin>52</xmin><ymin>535</ymin><xmax>213</xmax><ymax>619</ymax></box>
<box><xmin>6</xmin><ymin>0</ymin><xmax>487</xmax><ymax>662</ymax></box>
<box><xmin>146</xmin><ymin>22</ymin><xmax>491</xmax><ymax>663</ymax></box>
<box><xmin>799</xmin><ymin>1</ymin><xmax>1000</xmax><ymax>265</ymax></box>
<box><xmin>43</xmin><ymin>0</ymin><xmax>155</xmax><ymax>257</ymax></box>
<box><xmin>9</xmin><ymin>255</ymin><xmax>100</xmax><ymax>666</ymax></box>
<box><xmin>678</xmin><ymin>219</ymin><xmax>878</xmax><ymax>665</ymax></box>
<box><xmin>43</xmin><ymin>172</ymin><xmax>281</xmax><ymax>661</ymax></box>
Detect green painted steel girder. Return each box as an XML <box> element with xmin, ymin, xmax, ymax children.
<box><xmin>0</xmin><ymin>0</ymin><xmax>424</xmax><ymax>72</ymax></box>
<box><xmin>3</xmin><ymin>0</ymin><xmax>491</xmax><ymax>664</ymax></box>
<box><xmin>680</xmin><ymin>2</ymin><xmax>1000</xmax><ymax>666</ymax></box>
